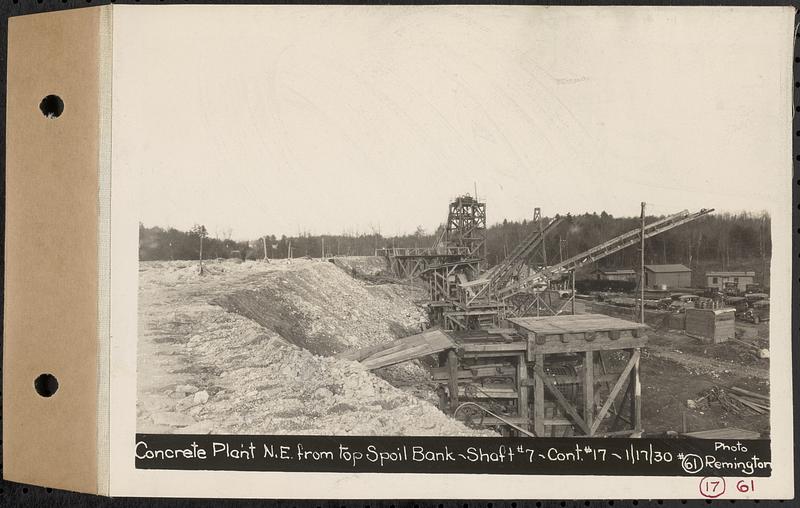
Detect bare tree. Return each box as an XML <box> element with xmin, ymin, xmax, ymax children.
<box><xmin>190</xmin><ymin>224</ymin><xmax>208</xmax><ymax>274</ymax></box>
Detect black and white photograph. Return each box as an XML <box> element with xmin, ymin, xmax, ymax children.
<box><xmin>2</xmin><ymin>3</ymin><xmax>794</xmax><ymax>500</ymax></box>
<box><xmin>129</xmin><ymin>6</ymin><xmax>782</xmax><ymax>443</ymax></box>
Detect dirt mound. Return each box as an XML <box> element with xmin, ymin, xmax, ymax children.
<box><xmin>183</xmin><ymin>319</ymin><xmax>489</xmax><ymax>435</ymax></box>
<box><xmin>212</xmin><ymin>261</ymin><xmax>426</xmax><ymax>356</ymax></box>
<box><xmin>330</xmin><ymin>256</ymin><xmax>390</xmax><ymax>279</ymax></box>
<box><xmin>137</xmin><ymin>259</ymin><xmax>490</xmax><ymax>436</ymax></box>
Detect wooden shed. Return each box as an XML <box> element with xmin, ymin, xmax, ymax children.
<box><xmin>643</xmin><ymin>264</ymin><xmax>692</xmax><ymax>288</ymax></box>
<box><xmin>593</xmin><ymin>268</ymin><xmax>637</xmax><ymax>282</ymax></box>
<box><xmin>684</xmin><ymin>308</ymin><xmax>735</xmax><ymax>343</ymax></box>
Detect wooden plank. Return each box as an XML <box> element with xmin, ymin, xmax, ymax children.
<box><xmin>730</xmin><ymin>386</ymin><xmax>770</xmax><ymax>402</ymax></box>
<box><xmin>462</xmin><ymin>342</ymin><xmax>526</xmax><ymax>353</ymax></box>
<box><xmin>462</xmin><ymin>415</ymin><xmax>530</xmax><ymax>426</ymax></box>
<box><xmin>364</xmin><ymin>333</ymin><xmax>448</xmax><ymax>362</ymax></box>
<box><xmin>363</xmin><ymin>342</ymin><xmax>418</xmax><ymax>361</ymax></box>
<box><xmin>351</xmin><ymin>330</ymin><xmax>456</xmax><ymax>370</ymax></box>
<box><xmin>528</xmin><ymin>337</ymin><xmax>647</xmax><ymax>356</ymax></box>
<box><xmin>337</xmin><ymin>341</ymin><xmax>393</xmax><ymax>361</ymax></box>
<box><xmin>337</xmin><ymin>329</ymin><xmax>453</xmax><ymax>362</ymax></box>
<box><xmin>448</xmin><ymin>350</ymin><xmax>459</xmax><ymax>411</ymax></box>
<box><xmin>362</xmin><ymin>343</ymin><xmax>431</xmax><ymax>369</ymax></box>
<box><xmin>610</xmin><ymin>378</ymin><xmax>633</xmax><ymax>432</ymax></box>
<box><xmin>542</xmin><ymin>419</ymin><xmax>574</xmax><ymax>426</ymax></box>
<box><xmin>458</xmin><ymin>386</ymin><xmax>518</xmax><ymax>399</ymax></box>
<box><xmin>445</xmin><ymin>310</ymin><xmax>501</xmax><ymax>317</ymax></box>
<box><xmin>533</xmin><ymin>354</ymin><xmax>545</xmax><ymax>437</ymax></box>
<box><xmin>533</xmin><ymin>364</ymin><xmax>591</xmax><ymax>435</ymax></box>
<box><xmin>631</xmin><ymin>348</ymin><xmax>642</xmax><ymax>432</ymax></box>
<box><xmin>486</xmin><ymin>328</ymin><xmax>517</xmax><ymax>335</ymax></box>
<box><xmin>468</xmin><ymin>415</ymin><xmax>571</xmax><ymax>427</ymax></box>
<box><xmin>683</xmin><ymin>428</ymin><xmax>761</xmax><ymax>440</ymax></box>
<box><xmin>590</xmin><ymin>349</ymin><xmax>640</xmax><ymax>435</ymax></box>
<box><xmin>596</xmin><ymin>429</ymin><xmax>639</xmax><ymax>437</ymax></box>
<box><xmin>584</xmin><ymin>351</ymin><xmax>594</xmax><ymax>435</ymax></box>
<box><xmin>730</xmin><ymin>395</ymin><xmax>766</xmax><ymax>414</ymax></box>
<box><xmin>521</xmin><ymin>373</ymin><xmax>619</xmax><ymax>386</ymax></box>
<box><xmin>430</xmin><ymin>364</ymin><xmax>515</xmax><ymax>381</ymax></box>
<box><xmin>517</xmin><ymin>353</ymin><xmax>529</xmax><ymax>429</ymax></box>
<box><xmin>464</xmin><ymin>351</ymin><xmax>529</xmax><ymax>359</ymax></box>
<box><xmin>510</xmin><ymin>314</ymin><xmax>648</xmax><ymax>335</ymax></box>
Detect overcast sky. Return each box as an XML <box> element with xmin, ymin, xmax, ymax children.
<box><xmin>113</xmin><ymin>5</ymin><xmax>792</xmax><ymax>240</ymax></box>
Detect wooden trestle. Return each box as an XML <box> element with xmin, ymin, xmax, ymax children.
<box><xmin>375</xmin><ymin>247</ymin><xmax>472</xmax><ymax>279</ymax></box>
<box><xmin>434</xmin><ymin>314</ymin><xmax>647</xmax><ymax>437</ymax></box>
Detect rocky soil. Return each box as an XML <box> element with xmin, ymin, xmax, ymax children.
<box><xmin>137</xmin><ymin>258</ymin><xmax>491</xmax><ymax>436</ymax></box>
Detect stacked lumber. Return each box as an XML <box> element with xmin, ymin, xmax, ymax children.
<box><xmin>687</xmin><ymin>386</ymin><xmax>769</xmax><ymax>415</ymax></box>
<box><xmin>728</xmin><ymin>386</ymin><xmax>770</xmax><ymax>414</ymax></box>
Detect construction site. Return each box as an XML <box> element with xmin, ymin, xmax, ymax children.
<box><xmin>137</xmin><ymin>195</ymin><xmax>770</xmax><ymax>440</ymax></box>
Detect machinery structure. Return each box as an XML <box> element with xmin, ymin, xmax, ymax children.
<box><xmin>376</xmin><ymin>194</ymin><xmax>486</xmax><ymax>279</ymax></box>
<box><xmin>368</xmin><ymin>196</ymin><xmax>714</xmax><ymax>436</ymax></box>
<box><xmin>436</xmin><ymin>314</ymin><xmax>648</xmax><ymax>437</ymax></box>
<box><xmin>379</xmin><ymin>197</ymin><xmax>712</xmax><ymax>332</ymax></box>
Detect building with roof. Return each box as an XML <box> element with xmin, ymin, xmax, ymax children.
<box><xmin>592</xmin><ymin>268</ymin><xmax>637</xmax><ymax>282</ymax></box>
<box><xmin>643</xmin><ymin>264</ymin><xmax>692</xmax><ymax>288</ymax></box>
<box><xmin>705</xmin><ymin>271</ymin><xmax>756</xmax><ymax>292</ymax></box>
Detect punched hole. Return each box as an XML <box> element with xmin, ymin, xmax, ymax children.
<box><xmin>34</xmin><ymin>373</ymin><xmax>58</xmax><ymax>397</ymax></box>
<box><xmin>39</xmin><ymin>95</ymin><xmax>64</xmax><ymax>119</ymax></box>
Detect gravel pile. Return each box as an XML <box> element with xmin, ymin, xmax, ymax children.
<box><xmin>137</xmin><ymin>259</ymin><xmax>492</xmax><ymax>436</ymax></box>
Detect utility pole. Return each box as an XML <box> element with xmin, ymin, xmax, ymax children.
<box><xmin>760</xmin><ymin>215</ymin><xmax>767</xmax><ymax>285</ymax></box>
<box><xmin>536</xmin><ymin>207</ymin><xmax>547</xmax><ymax>267</ymax></box>
<box><xmin>321</xmin><ymin>237</ymin><xmax>325</xmax><ymax>259</ymax></box>
<box><xmin>640</xmin><ymin>202</ymin><xmax>646</xmax><ymax>324</ymax></box>
<box><xmin>262</xmin><ymin>237</ymin><xmax>268</xmax><ymax>262</ymax></box>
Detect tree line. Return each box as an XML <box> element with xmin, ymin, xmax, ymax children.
<box><xmin>139</xmin><ymin>211</ymin><xmax>770</xmax><ymax>284</ymax></box>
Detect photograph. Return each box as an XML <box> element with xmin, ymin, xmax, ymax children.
<box><xmin>127</xmin><ymin>6</ymin><xmax>778</xmax><ymax>442</ymax></box>
<box><xmin>3</xmin><ymin>3</ymin><xmax>792</xmax><ymax>499</ymax></box>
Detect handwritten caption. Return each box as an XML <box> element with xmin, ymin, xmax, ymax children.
<box><xmin>135</xmin><ymin>435</ymin><xmax>771</xmax><ymax>477</ymax></box>
<box><xmin>699</xmin><ymin>477</ymin><xmax>759</xmax><ymax>499</ymax></box>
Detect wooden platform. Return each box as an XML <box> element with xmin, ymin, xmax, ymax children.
<box><xmin>508</xmin><ymin>314</ymin><xmax>648</xmax><ymax>356</ymax></box>
<box><xmin>682</xmin><ymin>427</ymin><xmax>761</xmax><ymax>440</ymax></box>
<box><xmin>336</xmin><ymin>329</ymin><xmax>455</xmax><ymax>370</ymax></box>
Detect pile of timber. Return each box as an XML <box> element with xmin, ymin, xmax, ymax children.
<box><xmin>727</xmin><ymin>386</ymin><xmax>770</xmax><ymax>415</ymax></box>
<box><xmin>336</xmin><ymin>328</ymin><xmax>455</xmax><ymax>370</ymax></box>
<box><xmin>689</xmin><ymin>386</ymin><xmax>769</xmax><ymax>415</ymax></box>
